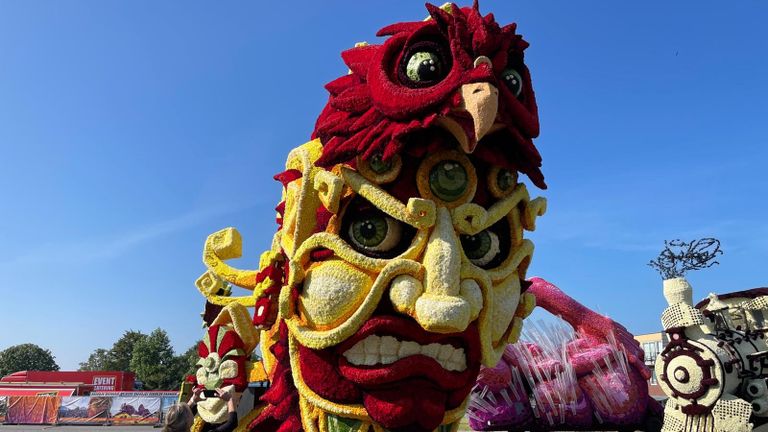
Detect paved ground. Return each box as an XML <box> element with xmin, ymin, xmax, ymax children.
<box><xmin>0</xmin><ymin>425</ymin><xmax>639</xmax><ymax>431</ymax></box>
<box><xmin>0</xmin><ymin>419</ymin><xmax>470</xmax><ymax>431</ymax></box>
<box><xmin>0</xmin><ymin>427</ymin><xmax>156</xmax><ymax>431</ymax></box>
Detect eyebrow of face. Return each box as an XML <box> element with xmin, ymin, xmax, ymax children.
<box><xmin>341</xmin><ymin>166</ymin><xmax>437</xmax><ymax>230</ymax></box>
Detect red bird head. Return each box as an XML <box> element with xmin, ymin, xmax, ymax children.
<box><xmin>314</xmin><ymin>1</ymin><xmax>545</xmax><ymax>188</ymax></box>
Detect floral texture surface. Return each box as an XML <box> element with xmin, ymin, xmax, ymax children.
<box><xmin>182</xmin><ymin>3</ymin><xmax>656</xmax><ymax>432</ymax></box>
<box><xmin>468</xmin><ymin>278</ymin><xmax>662</xmax><ymax>431</ymax></box>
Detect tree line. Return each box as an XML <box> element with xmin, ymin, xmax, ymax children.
<box><xmin>0</xmin><ymin>328</ymin><xmax>198</xmax><ymax>391</ymax></box>
<box><xmin>0</xmin><ymin>344</ymin><xmax>60</xmax><ymax>377</ymax></box>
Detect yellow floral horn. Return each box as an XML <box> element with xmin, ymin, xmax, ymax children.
<box><xmin>211</xmin><ymin>302</ymin><xmax>259</xmax><ymax>353</ymax></box>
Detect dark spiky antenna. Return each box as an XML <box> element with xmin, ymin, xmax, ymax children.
<box><xmin>648</xmin><ymin>238</ymin><xmax>723</xmax><ymax>280</ymax></box>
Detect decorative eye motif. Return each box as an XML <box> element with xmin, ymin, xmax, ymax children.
<box><xmin>357</xmin><ymin>153</ymin><xmax>402</xmax><ymax>184</ymax></box>
<box><xmin>341</xmin><ymin>199</ymin><xmax>415</xmax><ymax>258</ymax></box>
<box><xmin>461</xmin><ymin>230</ymin><xmax>502</xmax><ymax>268</ymax></box>
<box><xmin>406</xmin><ymin>51</ymin><xmax>442</xmax><ymax>82</ymax></box>
<box><xmin>399</xmin><ymin>41</ymin><xmax>450</xmax><ymax>87</ymax></box>
<box><xmin>416</xmin><ymin>150</ymin><xmax>478</xmax><ymax>208</ymax></box>
<box><xmin>497</xmin><ymin>169</ymin><xmax>516</xmax><ymax>191</ymax></box>
<box><xmin>487</xmin><ymin>166</ymin><xmax>519</xmax><ymax>198</ymax></box>
<box><xmin>501</xmin><ymin>68</ymin><xmax>523</xmax><ymax>97</ymax></box>
<box><xmin>347</xmin><ymin>212</ymin><xmax>403</xmax><ymax>253</ymax></box>
<box><xmin>369</xmin><ymin>154</ymin><xmax>393</xmax><ymax>174</ymax></box>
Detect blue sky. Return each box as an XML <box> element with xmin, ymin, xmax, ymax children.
<box><xmin>0</xmin><ymin>2</ymin><xmax>766</xmax><ymax>371</ymax></box>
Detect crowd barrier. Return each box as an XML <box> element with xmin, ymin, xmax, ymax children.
<box><xmin>0</xmin><ymin>393</ymin><xmax>178</xmax><ymax>426</ymax></box>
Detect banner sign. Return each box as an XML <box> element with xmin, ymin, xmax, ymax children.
<box><xmin>108</xmin><ymin>396</ymin><xmax>161</xmax><ymax>424</ymax></box>
<box><xmin>0</xmin><ymin>386</ymin><xmax>76</xmax><ymax>397</ymax></box>
<box><xmin>160</xmin><ymin>395</ymin><xmax>180</xmax><ymax>424</ymax></box>
<box><xmin>90</xmin><ymin>391</ymin><xmax>177</xmax><ymax>397</ymax></box>
<box><xmin>6</xmin><ymin>395</ymin><xmax>60</xmax><ymax>424</ymax></box>
<box><xmin>0</xmin><ymin>394</ymin><xmax>174</xmax><ymax>425</ymax></box>
<box><xmin>91</xmin><ymin>376</ymin><xmax>117</xmax><ymax>391</ymax></box>
<box><xmin>57</xmin><ymin>396</ymin><xmax>110</xmax><ymax>425</ymax></box>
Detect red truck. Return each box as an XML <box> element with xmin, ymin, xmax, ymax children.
<box><xmin>0</xmin><ymin>371</ymin><xmax>135</xmax><ymax>397</ymax></box>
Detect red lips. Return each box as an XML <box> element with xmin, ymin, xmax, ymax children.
<box><xmin>335</xmin><ymin>315</ymin><xmax>480</xmax><ymax>389</ymax></box>
<box><xmin>297</xmin><ymin>315</ymin><xmax>481</xmax><ymax>431</ymax></box>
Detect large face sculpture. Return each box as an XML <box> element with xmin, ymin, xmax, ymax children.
<box><xmin>271</xmin><ymin>5</ymin><xmax>547</xmax><ymax>430</ymax></box>
<box><xmin>195</xmin><ymin>4</ymin><xmax>547</xmax><ymax>432</ymax></box>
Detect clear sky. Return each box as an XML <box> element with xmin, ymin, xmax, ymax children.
<box><xmin>0</xmin><ymin>1</ymin><xmax>766</xmax><ymax>371</ymax></box>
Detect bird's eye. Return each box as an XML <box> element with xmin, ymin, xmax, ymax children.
<box><xmin>405</xmin><ymin>51</ymin><xmax>443</xmax><ymax>83</ymax></box>
<box><xmin>399</xmin><ymin>41</ymin><xmax>450</xmax><ymax>88</ymax></box>
<box><xmin>341</xmin><ymin>199</ymin><xmax>416</xmax><ymax>258</ymax></box>
<box><xmin>461</xmin><ymin>230</ymin><xmax>501</xmax><ymax>268</ymax></box>
<box><xmin>501</xmin><ymin>68</ymin><xmax>524</xmax><ymax>98</ymax></box>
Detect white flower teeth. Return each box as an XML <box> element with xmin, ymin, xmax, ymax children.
<box><xmin>399</xmin><ymin>341</ymin><xmax>420</xmax><ymax>357</ymax></box>
<box><xmin>342</xmin><ymin>335</ymin><xmax>467</xmax><ymax>372</ymax></box>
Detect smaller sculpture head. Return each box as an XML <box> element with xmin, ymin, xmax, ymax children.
<box><xmin>194</xmin><ymin>324</ymin><xmax>248</xmax><ymax>423</ymax></box>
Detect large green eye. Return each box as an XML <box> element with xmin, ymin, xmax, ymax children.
<box><xmin>497</xmin><ymin>169</ymin><xmax>516</xmax><ymax>192</ymax></box>
<box><xmin>398</xmin><ymin>40</ymin><xmax>451</xmax><ymax>88</ymax></box>
<box><xmin>460</xmin><ymin>230</ymin><xmax>501</xmax><ymax>267</ymax></box>
<box><xmin>348</xmin><ymin>213</ymin><xmax>403</xmax><ymax>253</ymax></box>
<box><xmin>405</xmin><ymin>51</ymin><xmax>443</xmax><ymax>83</ymax></box>
<box><xmin>368</xmin><ymin>154</ymin><xmax>393</xmax><ymax>174</ymax></box>
<box><xmin>501</xmin><ymin>68</ymin><xmax>523</xmax><ymax>97</ymax></box>
<box><xmin>429</xmin><ymin>160</ymin><xmax>468</xmax><ymax>202</ymax></box>
<box><xmin>341</xmin><ymin>198</ymin><xmax>416</xmax><ymax>258</ymax></box>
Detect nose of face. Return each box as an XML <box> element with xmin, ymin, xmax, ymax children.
<box><xmin>412</xmin><ymin>207</ymin><xmax>471</xmax><ymax>333</ymax></box>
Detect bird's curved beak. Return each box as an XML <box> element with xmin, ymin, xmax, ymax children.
<box><xmin>437</xmin><ymin>82</ymin><xmax>500</xmax><ymax>154</ymax></box>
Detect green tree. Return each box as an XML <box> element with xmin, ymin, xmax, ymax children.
<box><xmin>0</xmin><ymin>344</ymin><xmax>59</xmax><ymax>376</ymax></box>
<box><xmin>78</xmin><ymin>348</ymin><xmax>110</xmax><ymax>371</ymax></box>
<box><xmin>130</xmin><ymin>328</ymin><xmax>180</xmax><ymax>390</ymax></box>
<box><xmin>104</xmin><ymin>330</ymin><xmax>146</xmax><ymax>371</ymax></box>
<box><xmin>176</xmin><ymin>343</ymin><xmax>200</xmax><ymax>379</ymax></box>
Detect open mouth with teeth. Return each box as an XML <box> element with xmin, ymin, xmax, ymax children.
<box><xmin>297</xmin><ymin>315</ymin><xmax>481</xmax><ymax>430</ymax></box>
<box><xmin>341</xmin><ymin>334</ymin><xmax>468</xmax><ymax>371</ymax></box>
<box><xmin>335</xmin><ymin>316</ymin><xmax>480</xmax><ymax>386</ymax></box>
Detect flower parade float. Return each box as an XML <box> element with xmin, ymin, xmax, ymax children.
<box><xmin>648</xmin><ymin>240</ymin><xmax>768</xmax><ymax>432</ymax></box>
<box><xmin>186</xmin><ymin>3</ymin><xmax>661</xmax><ymax>431</ymax></box>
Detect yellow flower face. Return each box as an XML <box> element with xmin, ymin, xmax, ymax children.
<box><xmin>275</xmin><ymin>138</ymin><xmax>545</xmax><ymax>429</ymax></box>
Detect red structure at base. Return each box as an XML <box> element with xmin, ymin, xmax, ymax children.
<box><xmin>0</xmin><ymin>371</ymin><xmax>135</xmax><ymax>397</ymax></box>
